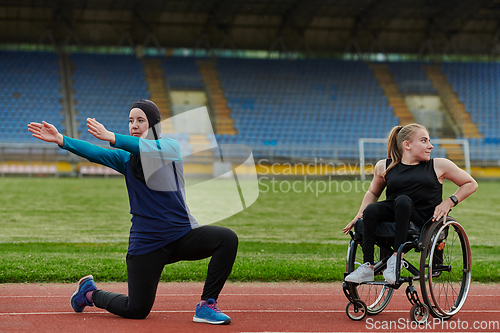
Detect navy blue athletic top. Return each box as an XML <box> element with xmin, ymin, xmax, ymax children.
<box><xmin>385</xmin><ymin>158</ymin><xmax>442</xmax><ymax>220</ymax></box>
<box><xmin>60</xmin><ymin>133</ymin><xmax>198</xmax><ymax>255</ymax></box>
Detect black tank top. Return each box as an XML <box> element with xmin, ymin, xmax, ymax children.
<box><xmin>385</xmin><ymin>159</ymin><xmax>442</xmax><ymax>219</ymax></box>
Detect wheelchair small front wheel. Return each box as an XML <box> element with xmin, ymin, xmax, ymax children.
<box><xmin>346</xmin><ymin>300</ymin><xmax>367</xmax><ymax>321</ymax></box>
<box><xmin>410</xmin><ymin>303</ymin><xmax>429</xmax><ymax>324</ymax></box>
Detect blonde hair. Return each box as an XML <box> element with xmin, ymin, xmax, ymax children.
<box><xmin>383</xmin><ymin>123</ymin><xmax>428</xmax><ymax>178</ymax></box>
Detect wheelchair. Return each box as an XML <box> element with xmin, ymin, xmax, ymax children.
<box><xmin>342</xmin><ymin>216</ymin><xmax>472</xmax><ymax>323</ymax></box>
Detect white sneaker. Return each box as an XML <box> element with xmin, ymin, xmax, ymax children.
<box><xmin>383</xmin><ymin>254</ymin><xmax>402</xmax><ymax>284</ymax></box>
<box><xmin>345</xmin><ymin>263</ymin><xmax>374</xmax><ymax>283</ymax></box>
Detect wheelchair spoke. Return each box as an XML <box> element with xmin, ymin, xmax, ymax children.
<box><xmin>347</xmin><ymin>240</ymin><xmax>394</xmax><ymax>315</ymax></box>
<box><xmin>425</xmin><ymin>221</ymin><xmax>471</xmax><ymax>318</ymax></box>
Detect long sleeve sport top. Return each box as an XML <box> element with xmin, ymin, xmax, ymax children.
<box><xmin>60</xmin><ymin>133</ymin><xmax>198</xmax><ymax>255</ymax></box>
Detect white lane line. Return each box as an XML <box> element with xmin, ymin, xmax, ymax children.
<box><xmin>0</xmin><ymin>294</ymin><xmax>351</xmax><ymax>298</ymax></box>
<box><xmin>1</xmin><ymin>309</ymin><xmax>499</xmax><ymax>316</ymax></box>
<box><xmin>0</xmin><ymin>293</ymin><xmax>497</xmax><ymax>298</ymax></box>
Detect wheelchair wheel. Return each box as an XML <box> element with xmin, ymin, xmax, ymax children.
<box><xmin>347</xmin><ymin>239</ymin><xmax>394</xmax><ymax>315</ymax></box>
<box><xmin>410</xmin><ymin>303</ymin><xmax>429</xmax><ymax>324</ymax></box>
<box><xmin>346</xmin><ymin>300</ymin><xmax>367</xmax><ymax>321</ymax></box>
<box><xmin>419</xmin><ymin>219</ymin><xmax>472</xmax><ymax>319</ymax></box>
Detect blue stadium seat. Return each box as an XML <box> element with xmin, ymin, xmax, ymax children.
<box><xmin>0</xmin><ymin>51</ymin><xmax>64</xmax><ymax>142</ymax></box>
<box><xmin>388</xmin><ymin>62</ymin><xmax>437</xmax><ymax>94</ymax></box>
<box><xmin>160</xmin><ymin>56</ymin><xmax>204</xmax><ymax>89</ymax></box>
<box><xmin>441</xmin><ymin>62</ymin><xmax>500</xmax><ymax>161</ymax></box>
<box><xmin>71</xmin><ymin>53</ymin><xmax>149</xmax><ymax>142</ymax></box>
<box><xmin>216</xmin><ymin>58</ymin><xmax>397</xmax><ymax>159</ymax></box>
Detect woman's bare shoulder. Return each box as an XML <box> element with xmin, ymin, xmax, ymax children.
<box><xmin>375</xmin><ymin>159</ymin><xmax>387</xmax><ymax>168</ymax></box>
<box><xmin>373</xmin><ymin>159</ymin><xmax>387</xmax><ymax>176</ymax></box>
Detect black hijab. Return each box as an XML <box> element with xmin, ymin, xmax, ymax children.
<box><xmin>129</xmin><ymin>99</ymin><xmax>161</xmax><ymax>183</ymax></box>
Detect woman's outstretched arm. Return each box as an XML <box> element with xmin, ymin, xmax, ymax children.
<box><xmin>27</xmin><ymin>120</ymin><xmax>128</xmax><ymax>174</ymax></box>
<box><xmin>86</xmin><ymin>118</ymin><xmax>182</xmax><ymax>162</ymax></box>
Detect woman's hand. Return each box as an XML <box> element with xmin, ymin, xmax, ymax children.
<box><xmin>343</xmin><ymin>215</ymin><xmax>361</xmax><ymax>234</ymax></box>
<box><xmin>87</xmin><ymin>118</ymin><xmax>115</xmax><ymax>144</ymax></box>
<box><xmin>432</xmin><ymin>199</ymin><xmax>454</xmax><ymax>222</ymax></box>
<box><xmin>27</xmin><ymin>121</ymin><xmax>64</xmax><ymax>146</ymax></box>
<box><xmin>433</xmin><ymin>158</ymin><xmax>478</xmax><ymax>223</ymax></box>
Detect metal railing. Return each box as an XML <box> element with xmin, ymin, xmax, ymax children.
<box><xmin>358</xmin><ymin>138</ymin><xmax>471</xmax><ymax>181</ymax></box>
<box><xmin>0</xmin><ymin>141</ymin><xmax>498</xmax><ymax>178</ymax></box>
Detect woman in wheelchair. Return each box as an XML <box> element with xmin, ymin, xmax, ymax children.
<box><xmin>342</xmin><ymin>123</ymin><xmax>477</xmax><ymax>285</ymax></box>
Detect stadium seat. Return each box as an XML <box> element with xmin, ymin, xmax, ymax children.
<box><xmin>215</xmin><ymin>58</ymin><xmax>398</xmax><ymax>159</ymax></box>
<box><xmin>441</xmin><ymin>62</ymin><xmax>500</xmax><ymax>161</ymax></box>
<box><xmin>0</xmin><ymin>51</ymin><xmax>64</xmax><ymax>143</ymax></box>
<box><xmin>71</xmin><ymin>53</ymin><xmax>149</xmax><ymax>143</ymax></box>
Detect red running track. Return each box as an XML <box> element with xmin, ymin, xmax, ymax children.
<box><xmin>1</xmin><ymin>282</ymin><xmax>499</xmax><ymax>333</ymax></box>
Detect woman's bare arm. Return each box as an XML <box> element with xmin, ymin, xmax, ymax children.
<box><xmin>343</xmin><ymin>159</ymin><xmax>387</xmax><ymax>234</ymax></box>
<box><xmin>432</xmin><ymin>158</ymin><xmax>478</xmax><ymax>222</ymax></box>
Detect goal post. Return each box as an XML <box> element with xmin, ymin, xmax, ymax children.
<box><xmin>358</xmin><ymin>138</ymin><xmax>471</xmax><ymax>181</ymax></box>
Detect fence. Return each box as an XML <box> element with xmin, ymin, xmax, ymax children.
<box><xmin>0</xmin><ymin>141</ymin><xmax>498</xmax><ymax>177</ymax></box>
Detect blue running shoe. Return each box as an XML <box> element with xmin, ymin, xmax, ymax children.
<box><xmin>70</xmin><ymin>275</ymin><xmax>97</xmax><ymax>313</ymax></box>
<box><xmin>193</xmin><ymin>298</ymin><xmax>231</xmax><ymax>325</ymax></box>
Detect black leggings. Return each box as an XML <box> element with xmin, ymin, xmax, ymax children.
<box><xmin>362</xmin><ymin>195</ymin><xmax>425</xmax><ymax>265</ymax></box>
<box><xmin>92</xmin><ymin>225</ymin><xmax>238</xmax><ymax>319</ymax></box>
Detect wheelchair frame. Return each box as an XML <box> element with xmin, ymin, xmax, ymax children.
<box><xmin>342</xmin><ymin>216</ymin><xmax>472</xmax><ymax>323</ymax></box>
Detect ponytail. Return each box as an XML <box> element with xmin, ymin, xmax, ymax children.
<box><xmin>384</xmin><ymin>126</ymin><xmax>403</xmax><ymax>177</ymax></box>
<box><xmin>383</xmin><ymin>123</ymin><xmax>428</xmax><ymax>178</ymax></box>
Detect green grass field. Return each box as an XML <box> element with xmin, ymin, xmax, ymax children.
<box><xmin>1</xmin><ymin>177</ymin><xmax>499</xmax><ymax>283</ymax></box>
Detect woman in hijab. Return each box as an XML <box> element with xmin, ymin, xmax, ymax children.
<box><xmin>28</xmin><ymin>99</ymin><xmax>238</xmax><ymax>325</ymax></box>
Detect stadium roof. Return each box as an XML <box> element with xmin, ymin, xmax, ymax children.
<box><xmin>2</xmin><ymin>0</ymin><xmax>500</xmax><ymax>56</ymax></box>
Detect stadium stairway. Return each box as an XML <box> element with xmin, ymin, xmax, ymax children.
<box><xmin>423</xmin><ymin>65</ymin><xmax>481</xmax><ymax>139</ymax></box>
<box><xmin>423</xmin><ymin>65</ymin><xmax>481</xmax><ymax>163</ymax></box>
<box><xmin>197</xmin><ymin>60</ymin><xmax>237</xmax><ymax>135</ymax></box>
<box><xmin>369</xmin><ymin>63</ymin><xmax>415</xmax><ymax>126</ymax></box>
<box><xmin>188</xmin><ymin>134</ymin><xmax>213</xmax><ymax>162</ymax></box>
<box><xmin>142</xmin><ymin>57</ymin><xmax>173</xmax><ymax>120</ymax></box>
<box><xmin>442</xmin><ymin>143</ymin><xmax>466</xmax><ymax>166</ymax></box>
